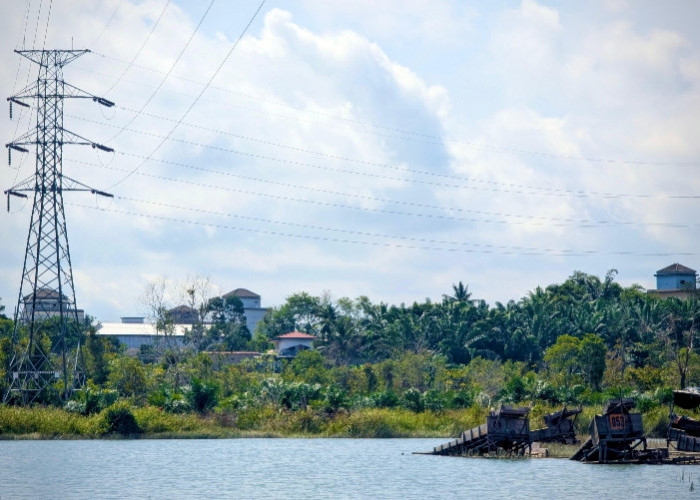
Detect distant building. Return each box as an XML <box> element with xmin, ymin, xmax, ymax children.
<box><xmin>99</xmin><ymin>287</ymin><xmax>270</xmax><ymax>350</ymax></box>
<box><xmin>648</xmin><ymin>263</ymin><xmax>698</xmax><ymax>299</ymax></box>
<box><xmin>272</xmin><ymin>331</ymin><xmax>316</xmax><ymax>358</ymax></box>
<box><xmin>168</xmin><ymin>305</ymin><xmax>199</xmax><ymax>324</ymax></box>
<box><xmin>21</xmin><ymin>287</ymin><xmax>85</xmax><ymax>323</ymax></box>
<box><xmin>96</xmin><ymin>316</ymin><xmax>187</xmax><ymax>349</ymax></box>
<box><xmin>222</xmin><ymin>288</ymin><xmax>269</xmax><ymax>333</ymax></box>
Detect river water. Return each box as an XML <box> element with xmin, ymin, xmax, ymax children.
<box><xmin>0</xmin><ymin>438</ymin><xmax>698</xmax><ymax>499</ymax></box>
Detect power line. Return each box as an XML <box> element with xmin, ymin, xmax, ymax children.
<box><xmin>116</xmin><ymin>195</ymin><xmax>698</xmax><ymax>243</ymax></box>
<box><xmin>90</xmin><ymin>1</ymin><xmax>123</xmax><ymax>48</ymax></box>
<box><xmin>107</xmin><ymin>0</ymin><xmax>267</xmax><ymax>190</ymax></box>
<box><xmin>9</xmin><ymin>0</ymin><xmax>48</xmax><ymax>187</ymax></box>
<box><xmin>103</xmin><ymin>0</ymin><xmax>171</xmax><ymax>95</ymax></box>
<box><xmin>68</xmin><ymin>113</ymin><xmax>700</xmax><ymax>200</ymax></box>
<box><xmin>41</xmin><ymin>0</ymin><xmax>52</xmax><ymax>49</ymax></box>
<box><xmin>81</xmin><ymin>53</ymin><xmax>699</xmax><ymax>169</ymax></box>
<box><xmin>68</xmin><ymin>201</ymin><xmax>699</xmax><ymax>259</ymax></box>
<box><xmin>70</xmin><ymin>158</ymin><xmax>699</xmax><ymax>229</ymax></box>
<box><xmin>105</xmin><ymin>0</ymin><xmax>215</xmax><ymax>143</ymax></box>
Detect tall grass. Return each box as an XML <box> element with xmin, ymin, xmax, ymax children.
<box><xmin>0</xmin><ymin>405</ymin><xmax>103</xmax><ymax>438</ymax></box>
<box><xmin>0</xmin><ymin>401</ymin><xmax>683</xmax><ymax>443</ymax></box>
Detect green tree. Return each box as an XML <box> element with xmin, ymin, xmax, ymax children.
<box><xmin>544</xmin><ymin>334</ymin><xmax>581</xmax><ymax>386</ymax></box>
<box><xmin>108</xmin><ymin>356</ymin><xmax>148</xmax><ymax>402</ymax></box>
<box><xmin>285</xmin><ymin>350</ymin><xmax>329</xmax><ymax>384</ymax></box>
<box><xmin>206</xmin><ymin>295</ymin><xmax>251</xmax><ymax>351</ymax></box>
<box><xmin>579</xmin><ymin>333</ymin><xmax>606</xmax><ymax>390</ymax></box>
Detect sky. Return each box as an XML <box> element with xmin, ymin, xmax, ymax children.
<box><xmin>0</xmin><ymin>0</ymin><xmax>699</xmax><ymax>322</ymax></box>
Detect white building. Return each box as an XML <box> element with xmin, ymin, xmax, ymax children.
<box><xmin>222</xmin><ymin>288</ymin><xmax>269</xmax><ymax>333</ymax></box>
<box><xmin>272</xmin><ymin>331</ymin><xmax>316</xmax><ymax>358</ymax></box>
<box><xmin>97</xmin><ymin>287</ymin><xmax>270</xmax><ymax>350</ymax></box>
<box><xmin>96</xmin><ymin>317</ymin><xmax>188</xmax><ymax>349</ymax></box>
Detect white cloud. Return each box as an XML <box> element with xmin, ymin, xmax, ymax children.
<box><xmin>1</xmin><ymin>0</ymin><xmax>698</xmax><ymax>321</ymax></box>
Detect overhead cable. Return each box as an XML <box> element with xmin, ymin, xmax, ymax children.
<box><xmin>106</xmin><ymin>0</ymin><xmax>267</xmax><ymax>189</ymax></box>
<box><xmin>68</xmin><ymin>201</ymin><xmax>698</xmax><ymax>259</ymax></box>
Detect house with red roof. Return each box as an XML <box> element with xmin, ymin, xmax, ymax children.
<box><xmin>272</xmin><ymin>331</ymin><xmax>316</xmax><ymax>358</ymax></box>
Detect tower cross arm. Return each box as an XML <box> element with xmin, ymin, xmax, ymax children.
<box><xmin>59</xmin><ymin>128</ymin><xmax>115</xmax><ymax>152</ymax></box>
<box><xmin>14</xmin><ymin>49</ymin><xmax>90</xmax><ymax>67</ymax></box>
<box><xmin>61</xmin><ymin>175</ymin><xmax>114</xmax><ymax>197</ymax></box>
<box><xmin>62</xmin><ymin>82</ymin><xmax>115</xmax><ymax>107</ymax></box>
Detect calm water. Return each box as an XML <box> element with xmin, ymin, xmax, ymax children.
<box><xmin>0</xmin><ymin>438</ymin><xmax>698</xmax><ymax>499</ymax></box>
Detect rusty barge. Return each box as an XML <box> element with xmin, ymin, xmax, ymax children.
<box><xmin>428</xmin><ymin>391</ymin><xmax>700</xmax><ymax>464</ymax></box>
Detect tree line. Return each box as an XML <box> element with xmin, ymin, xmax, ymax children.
<box><xmin>0</xmin><ymin>270</ymin><xmax>698</xmax><ymax>427</ymax></box>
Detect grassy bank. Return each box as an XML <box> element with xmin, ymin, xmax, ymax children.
<box><xmin>0</xmin><ymin>404</ymin><xmax>489</xmax><ymax>439</ymax></box>
<box><xmin>0</xmin><ymin>402</ymin><xmax>679</xmax><ymax>441</ymax></box>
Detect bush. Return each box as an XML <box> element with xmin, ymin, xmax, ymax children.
<box><xmin>402</xmin><ymin>388</ymin><xmax>424</xmax><ymax>413</ymax></box>
<box><xmin>370</xmin><ymin>390</ymin><xmax>400</xmax><ymax>408</ymax></box>
<box><xmin>323</xmin><ymin>385</ymin><xmax>349</xmax><ymax>415</ymax></box>
<box><xmin>449</xmin><ymin>389</ymin><xmax>474</xmax><ymax>409</ymax></box>
<box><xmin>185</xmin><ymin>379</ymin><xmax>220</xmax><ymax>414</ymax></box>
<box><xmin>65</xmin><ymin>388</ymin><xmax>118</xmax><ymax>416</ymax></box>
<box><xmin>147</xmin><ymin>387</ymin><xmax>190</xmax><ymax>414</ymax></box>
<box><xmin>103</xmin><ymin>404</ymin><xmax>142</xmax><ymax>436</ymax></box>
<box><xmin>423</xmin><ymin>390</ymin><xmax>446</xmax><ymax>412</ymax></box>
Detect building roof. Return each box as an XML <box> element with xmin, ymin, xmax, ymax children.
<box><xmin>96</xmin><ymin>323</ymin><xmax>190</xmax><ymax>337</ymax></box>
<box><xmin>656</xmin><ymin>263</ymin><xmax>697</xmax><ymax>276</ymax></box>
<box><xmin>223</xmin><ymin>288</ymin><xmax>260</xmax><ymax>299</ymax></box>
<box><xmin>23</xmin><ymin>287</ymin><xmax>67</xmax><ymax>301</ymax></box>
<box><xmin>169</xmin><ymin>305</ymin><xmax>197</xmax><ymax>314</ymax></box>
<box><xmin>274</xmin><ymin>331</ymin><xmax>316</xmax><ymax>340</ymax></box>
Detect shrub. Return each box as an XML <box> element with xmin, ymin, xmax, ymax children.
<box><xmin>65</xmin><ymin>388</ymin><xmax>118</xmax><ymax>416</ymax></box>
<box><xmin>371</xmin><ymin>390</ymin><xmax>400</xmax><ymax>408</ymax></box>
<box><xmin>185</xmin><ymin>379</ymin><xmax>220</xmax><ymax>414</ymax></box>
<box><xmin>323</xmin><ymin>385</ymin><xmax>349</xmax><ymax>415</ymax></box>
<box><xmin>449</xmin><ymin>389</ymin><xmax>474</xmax><ymax>409</ymax></box>
<box><xmin>402</xmin><ymin>388</ymin><xmax>424</xmax><ymax>413</ymax></box>
<box><xmin>103</xmin><ymin>404</ymin><xmax>142</xmax><ymax>436</ymax></box>
<box><xmin>423</xmin><ymin>390</ymin><xmax>446</xmax><ymax>412</ymax></box>
<box><xmin>147</xmin><ymin>386</ymin><xmax>190</xmax><ymax>414</ymax></box>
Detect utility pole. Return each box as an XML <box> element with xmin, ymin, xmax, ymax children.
<box><xmin>4</xmin><ymin>49</ymin><xmax>114</xmax><ymax>404</ymax></box>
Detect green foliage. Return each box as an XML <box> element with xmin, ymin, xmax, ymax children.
<box><xmin>147</xmin><ymin>386</ymin><xmax>190</xmax><ymax>413</ymax></box>
<box><xmin>5</xmin><ymin>271</ymin><xmax>699</xmax><ymax>441</ymax></box>
<box><xmin>64</xmin><ymin>387</ymin><xmax>118</xmax><ymax>416</ymax></box>
<box><xmin>83</xmin><ymin>331</ymin><xmax>114</xmax><ymax>384</ymax></box>
<box><xmin>285</xmin><ymin>350</ymin><xmax>328</xmax><ymax>384</ymax></box>
<box><xmin>185</xmin><ymin>379</ymin><xmax>220</xmax><ymax>414</ymax></box>
<box><xmin>0</xmin><ymin>405</ymin><xmax>104</xmax><ymax>437</ymax></box>
<box><xmin>323</xmin><ymin>384</ymin><xmax>349</xmax><ymax>414</ymax></box>
<box><xmin>102</xmin><ymin>403</ymin><xmax>142</xmax><ymax>436</ymax></box>
<box><xmin>370</xmin><ymin>389</ymin><xmax>400</xmax><ymax>408</ymax></box>
<box><xmin>402</xmin><ymin>388</ymin><xmax>424</xmax><ymax>413</ymax></box>
<box><xmin>107</xmin><ymin>356</ymin><xmax>149</xmax><ymax>402</ymax></box>
<box><xmin>205</xmin><ymin>295</ymin><xmax>251</xmax><ymax>351</ymax></box>
<box><xmin>545</xmin><ymin>333</ymin><xmax>606</xmax><ymax>390</ymax></box>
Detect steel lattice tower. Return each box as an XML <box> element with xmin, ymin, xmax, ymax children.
<box><xmin>4</xmin><ymin>49</ymin><xmax>114</xmax><ymax>404</ymax></box>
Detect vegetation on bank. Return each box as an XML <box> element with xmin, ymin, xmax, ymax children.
<box><xmin>0</xmin><ymin>270</ymin><xmax>699</xmax><ymax>440</ymax></box>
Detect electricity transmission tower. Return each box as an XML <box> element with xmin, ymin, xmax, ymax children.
<box><xmin>4</xmin><ymin>49</ymin><xmax>114</xmax><ymax>404</ymax></box>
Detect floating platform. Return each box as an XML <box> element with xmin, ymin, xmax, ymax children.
<box><xmin>431</xmin><ymin>406</ymin><xmax>580</xmax><ymax>457</ymax></box>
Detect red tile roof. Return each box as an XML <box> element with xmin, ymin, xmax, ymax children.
<box><xmin>274</xmin><ymin>331</ymin><xmax>316</xmax><ymax>340</ymax></box>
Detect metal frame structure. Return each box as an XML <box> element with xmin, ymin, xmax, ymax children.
<box><xmin>4</xmin><ymin>49</ymin><xmax>114</xmax><ymax>404</ymax></box>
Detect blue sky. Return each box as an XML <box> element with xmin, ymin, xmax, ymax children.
<box><xmin>1</xmin><ymin>0</ymin><xmax>699</xmax><ymax>322</ymax></box>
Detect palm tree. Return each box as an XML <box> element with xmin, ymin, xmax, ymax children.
<box><xmin>444</xmin><ymin>282</ymin><xmax>472</xmax><ymax>304</ymax></box>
